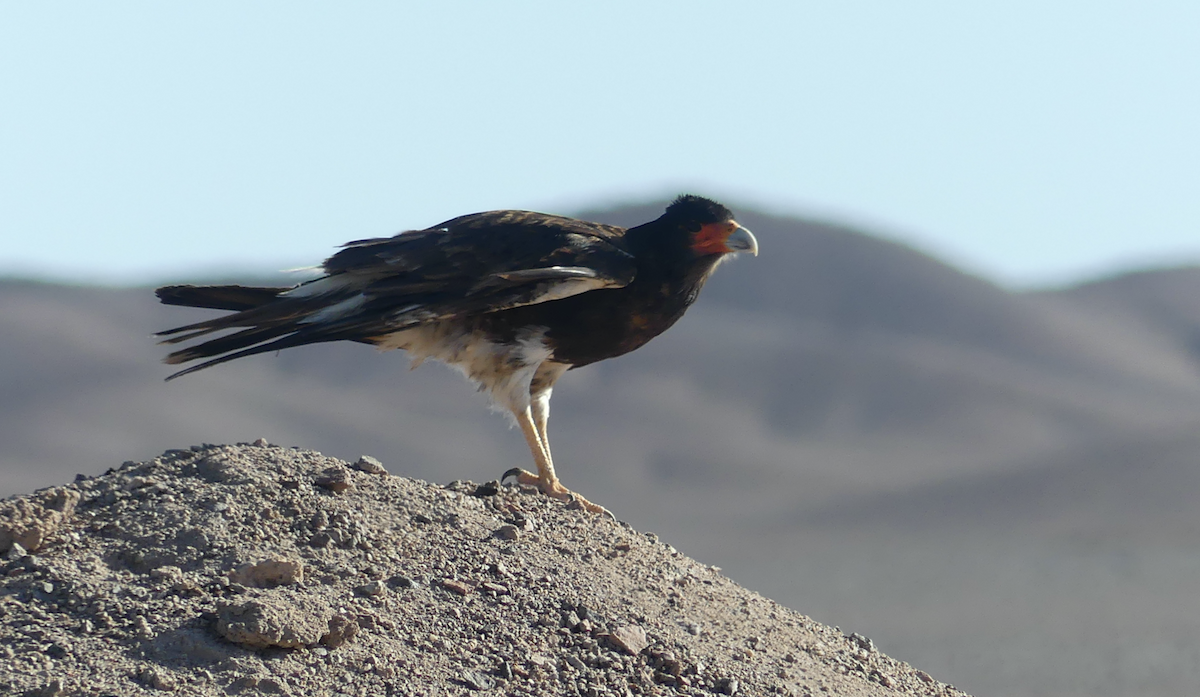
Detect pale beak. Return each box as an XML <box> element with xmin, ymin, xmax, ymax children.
<box><xmin>725</xmin><ymin>225</ymin><xmax>759</xmax><ymax>256</ymax></box>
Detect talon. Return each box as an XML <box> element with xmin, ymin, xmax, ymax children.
<box><xmin>501</xmin><ymin>467</ymin><xmax>525</xmax><ymax>483</ymax></box>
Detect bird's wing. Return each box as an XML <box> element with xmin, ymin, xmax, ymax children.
<box><xmin>156</xmin><ymin>211</ymin><xmax>637</xmax><ymax>377</ymax></box>
<box><xmin>325</xmin><ymin>210</ymin><xmax>635</xmax><ymax>319</ymax></box>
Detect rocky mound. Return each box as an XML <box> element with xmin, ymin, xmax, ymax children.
<box><xmin>0</xmin><ymin>444</ymin><xmax>968</xmax><ymax>696</ymax></box>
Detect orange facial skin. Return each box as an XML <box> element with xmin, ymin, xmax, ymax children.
<box><xmin>691</xmin><ymin>221</ymin><xmax>742</xmax><ymax>256</ymax></box>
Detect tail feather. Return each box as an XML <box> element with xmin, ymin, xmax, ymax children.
<box><xmin>155</xmin><ymin>282</ymin><xmax>382</xmax><ymax>379</ymax></box>
<box><xmin>156</xmin><ymin>285</ymin><xmax>288</xmax><ymax>311</ymax></box>
<box><xmin>164</xmin><ymin>330</ymin><xmax>343</xmax><ymax>381</ymax></box>
<box><xmin>163</xmin><ymin>324</ymin><xmax>301</xmax><ymax>365</ymax></box>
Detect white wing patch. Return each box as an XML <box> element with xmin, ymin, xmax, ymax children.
<box><xmin>282</xmin><ymin>275</ymin><xmax>358</xmax><ymax>298</ymax></box>
<box><xmin>528</xmin><ymin>276</ymin><xmax>615</xmax><ymax>303</ymax></box>
<box><xmin>300</xmin><ymin>294</ymin><xmax>366</xmax><ymax>324</ymax></box>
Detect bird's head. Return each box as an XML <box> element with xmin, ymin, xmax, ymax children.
<box><xmin>663</xmin><ymin>195</ymin><xmax>759</xmax><ymax>259</ymax></box>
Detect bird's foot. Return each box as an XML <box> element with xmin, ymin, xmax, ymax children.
<box><xmin>501</xmin><ymin>468</ymin><xmax>612</xmax><ymax>518</ymax></box>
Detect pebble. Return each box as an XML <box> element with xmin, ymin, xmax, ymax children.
<box><xmin>494</xmin><ymin>524</ymin><xmax>520</xmax><ymax>540</ymax></box>
<box><xmin>847</xmin><ymin>632</ymin><xmax>875</xmax><ymax>652</ymax></box>
<box><xmin>356</xmin><ymin>580</ymin><xmax>387</xmax><ymax>597</ymax></box>
<box><xmin>460</xmin><ymin>670</ymin><xmax>494</xmax><ymax>690</ymax></box>
<box><xmin>441</xmin><ymin>578</ymin><xmax>475</xmax><ymax>596</ymax></box>
<box><xmin>608</xmin><ymin>625</ymin><xmax>649</xmax><ymax>655</ymax></box>
<box><xmin>315</xmin><ymin>468</ymin><xmax>353</xmax><ymax>493</ymax></box>
<box><xmin>352</xmin><ymin>456</ymin><xmax>388</xmax><ymax>475</ymax></box>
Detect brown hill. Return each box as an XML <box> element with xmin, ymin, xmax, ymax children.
<box><xmin>0</xmin><ymin>443</ymin><xmax>967</xmax><ymax>697</ymax></box>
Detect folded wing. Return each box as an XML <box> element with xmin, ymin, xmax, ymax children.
<box><xmin>155</xmin><ymin>211</ymin><xmax>636</xmax><ymax>379</ymax></box>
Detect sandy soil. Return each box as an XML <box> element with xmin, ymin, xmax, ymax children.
<box><xmin>0</xmin><ymin>443</ymin><xmax>969</xmax><ymax>696</ymax></box>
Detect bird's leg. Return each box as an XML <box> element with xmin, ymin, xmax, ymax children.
<box><xmin>505</xmin><ymin>403</ymin><xmax>609</xmax><ymax>516</ymax></box>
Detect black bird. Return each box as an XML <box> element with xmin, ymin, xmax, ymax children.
<box><xmin>156</xmin><ymin>195</ymin><xmax>758</xmax><ymax>514</ymax></box>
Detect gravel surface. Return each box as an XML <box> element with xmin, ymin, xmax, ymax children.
<box><xmin>0</xmin><ymin>443</ymin><xmax>970</xmax><ymax>696</ymax></box>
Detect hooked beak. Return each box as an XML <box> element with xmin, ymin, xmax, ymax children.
<box><xmin>692</xmin><ymin>221</ymin><xmax>760</xmax><ymax>257</ymax></box>
<box><xmin>724</xmin><ymin>224</ymin><xmax>759</xmax><ymax>256</ymax></box>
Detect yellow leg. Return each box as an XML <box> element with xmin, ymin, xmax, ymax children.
<box><xmin>506</xmin><ymin>405</ymin><xmax>609</xmax><ymax>516</ymax></box>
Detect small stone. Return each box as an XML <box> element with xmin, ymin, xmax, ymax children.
<box><xmin>565</xmin><ymin>654</ymin><xmax>587</xmax><ymax>671</ymax></box>
<box><xmin>352</xmin><ymin>456</ymin><xmax>388</xmax><ymax>475</ymax></box>
<box><xmin>608</xmin><ymin>625</ymin><xmax>649</xmax><ymax>655</ymax></box>
<box><xmin>441</xmin><ymin>578</ymin><xmax>475</xmax><ymax>596</ymax></box>
<box><xmin>34</xmin><ymin>678</ymin><xmax>66</xmax><ymax>697</ymax></box>
<box><xmin>315</xmin><ymin>467</ymin><xmax>353</xmax><ymax>492</ymax></box>
<box><xmin>716</xmin><ymin>677</ymin><xmax>739</xmax><ymax>695</ymax></box>
<box><xmin>496</xmin><ymin>660</ymin><xmax>514</xmax><ymax>679</ymax></box>
<box><xmin>356</xmin><ymin>580</ymin><xmax>387</xmax><ymax>597</ymax></box>
<box><xmin>494</xmin><ymin>524</ymin><xmax>520</xmax><ymax>540</ymax></box>
<box><xmin>389</xmin><ymin>575</ymin><xmax>417</xmax><ymax>589</ymax></box>
<box><xmin>473</xmin><ymin>480</ymin><xmax>500</xmax><ymax>497</ymax></box>
<box><xmin>915</xmin><ymin>669</ymin><xmax>935</xmax><ymax>683</ymax></box>
<box><xmin>252</xmin><ymin>438</ymin><xmax>270</xmax><ymax>447</ymax></box>
<box><xmin>847</xmin><ymin>632</ymin><xmax>875</xmax><ymax>652</ymax></box>
<box><xmin>461</xmin><ymin>670</ymin><xmax>494</xmax><ymax>690</ymax></box>
<box><xmin>321</xmin><ymin>614</ymin><xmax>359</xmax><ymax>648</ymax></box>
<box><xmin>480</xmin><ymin>582</ymin><xmax>509</xmax><ymax>595</ymax></box>
<box><xmin>141</xmin><ymin>667</ymin><xmax>177</xmax><ymax>691</ymax></box>
<box><xmin>229</xmin><ymin>559</ymin><xmax>304</xmax><ymax>588</ymax></box>
<box><xmin>216</xmin><ymin>599</ymin><xmax>331</xmax><ymax>649</ymax></box>
<box><xmin>460</xmin><ymin>667</ymin><xmax>494</xmax><ymax>691</ymax></box>
<box><xmin>41</xmin><ymin>581</ymin><xmax>54</xmax><ymax>594</ymax></box>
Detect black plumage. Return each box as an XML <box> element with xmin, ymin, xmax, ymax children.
<box><xmin>156</xmin><ymin>194</ymin><xmax>758</xmax><ymax>513</ymax></box>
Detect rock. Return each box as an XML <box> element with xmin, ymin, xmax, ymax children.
<box><xmin>321</xmin><ymin>614</ymin><xmax>359</xmax><ymax>648</ymax></box>
<box><xmin>314</xmin><ymin>467</ymin><xmax>353</xmax><ymax>493</ymax></box>
<box><xmin>352</xmin><ymin>456</ymin><xmax>388</xmax><ymax>475</ymax></box>
<box><xmin>0</xmin><ymin>487</ymin><xmax>79</xmax><ymax>553</ymax></box>
<box><xmin>608</xmin><ymin>625</ymin><xmax>649</xmax><ymax>655</ymax></box>
<box><xmin>356</xmin><ymin>580</ymin><xmax>386</xmax><ymax>596</ymax></box>
<box><xmin>140</xmin><ymin>667</ymin><xmax>178</xmax><ymax>691</ymax></box>
<box><xmin>494</xmin><ymin>524</ymin><xmax>520</xmax><ymax>540</ymax></box>
<box><xmin>32</xmin><ymin>678</ymin><xmax>66</xmax><ymax>697</ymax></box>
<box><xmin>441</xmin><ymin>578</ymin><xmax>475</xmax><ymax>596</ymax></box>
<box><xmin>472</xmin><ymin>480</ymin><xmax>500</xmax><ymax>497</ymax></box>
<box><xmin>228</xmin><ymin>559</ymin><xmax>304</xmax><ymax>588</ymax></box>
<box><xmin>460</xmin><ymin>669</ymin><xmax>494</xmax><ymax>690</ymax></box>
<box><xmin>215</xmin><ymin>597</ymin><xmax>332</xmax><ymax>649</ymax></box>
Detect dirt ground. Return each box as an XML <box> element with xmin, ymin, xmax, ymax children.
<box><xmin>0</xmin><ymin>443</ymin><xmax>970</xmax><ymax>696</ymax></box>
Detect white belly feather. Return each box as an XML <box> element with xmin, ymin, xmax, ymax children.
<box><xmin>374</xmin><ymin>322</ymin><xmax>556</xmax><ymax>417</ymax></box>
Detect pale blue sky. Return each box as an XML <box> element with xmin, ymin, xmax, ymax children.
<box><xmin>2</xmin><ymin>2</ymin><xmax>1197</xmax><ymax>287</ymax></box>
